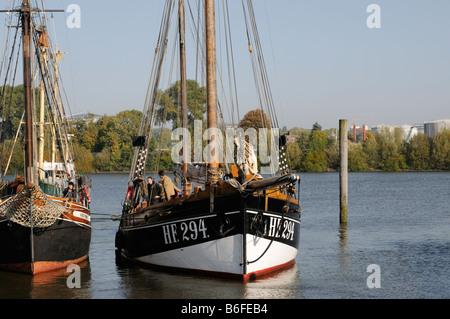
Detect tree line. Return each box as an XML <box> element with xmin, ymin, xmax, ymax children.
<box><xmin>285</xmin><ymin>122</ymin><xmax>450</xmax><ymax>172</ymax></box>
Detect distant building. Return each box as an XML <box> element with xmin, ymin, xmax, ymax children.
<box><xmin>67</xmin><ymin>112</ymin><xmax>102</xmax><ymax>122</ymax></box>
<box><xmin>424</xmin><ymin>119</ymin><xmax>450</xmax><ymax>138</ymax></box>
<box><xmin>285</xmin><ymin>131</ymin><xmax>299</xmax><ymax>144</ymax></box>
<box><xmin>370</xmin><ymin>124</ymin><xmax>424</xmax><ymax>143</ymax></box>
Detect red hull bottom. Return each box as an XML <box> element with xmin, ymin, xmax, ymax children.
<box><xmin>0</xmin><ymin>255</ymin><xmax>88</xmax><ymax>275</ymax></box>
<box><xmin>243</xmin><ymin>259</ymin><xmax>296</xmax><ymax>282</ymax></box>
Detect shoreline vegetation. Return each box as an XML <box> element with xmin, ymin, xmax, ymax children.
<box><xmin>1</xmin><ymin>84</ymin><xmax>449</xmax><ymax>175</ymax></box>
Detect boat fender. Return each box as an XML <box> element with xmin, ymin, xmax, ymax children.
<box><xmin>83</xmin><ymin>185</ymin><xmax>91</xmax><ymax>203</ymax></box>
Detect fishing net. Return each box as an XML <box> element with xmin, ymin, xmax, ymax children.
<box><xmin>0</xmin><ymin>184</ymin><xmax>66</xmax><ymax>228</ymax></box>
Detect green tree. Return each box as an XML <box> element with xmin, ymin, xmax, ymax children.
<box><xmin>308</xmin><ymin>130</ymin><xmax>327</xmax><ymax>152</ymax></box>
<box><xmin>362</xmin><ymin>131</ymin><xmax>379</xmax><ymax>170</ymax></box>
<box><xmin>0</xmin><ymin>140</ymin><xmax>24</xmax><ymax>173</ymax></box>
<box><xmin>0</xmin><ymin>85</ymin><xmax>25</xmax><ymax>140</ymax></box>
<box><xmin>94</xmin><ymin>148</ymin><xmax>112</xmax><ymax>171</ymax></box>
<box><xmin>73</xmin><ymin>144</ymin><xmax>95</xmax><ymax>173</ymax></box>
<box><xmin>91</xmin><ymin>110</ymin><xmax>142</xmax><ymax>170</ymax></box>
<box><xmin>376</xmin><ymin>127</ymin><xmax>406</xmax><ymax>171</ymax></box>
<box><xmin>311</xmin><ymin>122</ymin><xmax>322</xmax><ymax>135</ymax></box>
<box><xmin>114</xmin><ymin>110</ymin><xmax>142</xmax><ymax>169</ymax></box>
<box><xmin>295</xmin><ymin>130</ymin><xmax>310</xmax><ymax>155</ymax></box>
<box><xmin>156</xmin><ymin>80</ymin><xmax>206</xmax><ymax>129</ymax></box>
<box><xmin>80</xmin><ymin>124</ymin><xmax>99</xmax><ymax>152</ymax></box>
<box><xmin>325</xmin><ymin>143</ymin><xmax>339</xmax><ymax>170</ymax></box>
<box><xmin>94</xmin><ymin>115</ymin><xmax>118</xmax><ymax>152</ymax></box>
<box><xmin>300</xmin><ymin>128</ymin><xmax>328</xmax><ymax>172</ymax></box>
<box><xmin>431</xmin><ymin>129</ymin><xmax>450</xmax><ymax>170</ymax></box>
<box><xmin>301</xmin><ymin>151</ymin><xmax>327</xmax><ymax>172</ymax></box>
<box><xmin>348</xmin><ymin>143</ymin><xmax>369</xmax><ymax>172</ymax></box>
<box><xmin>238</xmin><ymin>109</ymin><xmax>271</xmax><ymax>132</ymax></box>
<box><xmin>407</xmin><ymin>133</ymin><xmax>431</xmax><ymax>170</ymax></box>
<box><xmin>286</xmin><ymin>142</ymin><xmax>301</xmax><ymax>170</ymax></box>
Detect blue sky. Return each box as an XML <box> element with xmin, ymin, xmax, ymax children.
<box><xmin>2</xmin><ymin>0</ymin><xmax>450</xmax><ymax>130</ymax></box>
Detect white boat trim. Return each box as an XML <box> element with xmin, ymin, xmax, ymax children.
<box><xmin>73</xmin><ymin>210</ymin><xmax>91</xmax><ymax>222</ymax></box>
<box><xmin>57</xmin><ymin>217</ymin><xmax>91</xmax><ymax>228</ymax></box>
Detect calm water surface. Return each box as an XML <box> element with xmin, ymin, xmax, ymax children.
<box><xmin>0</xmin><ymin>172</ymin><xmax>449</xmax><ymax>299</ymax></box>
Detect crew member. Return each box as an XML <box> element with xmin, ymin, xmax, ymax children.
<box><xmin>158</xmin><ymin>170</ymin><xmax>181</xmax><ymax>201</ymax></box>
<box><xmin>147</xmin><ymin>176</ymin><xmax>161</xmax><ymax>205</ymax></box>
<box><xmin>63</xmin><ymin>182</ymin><xmax>77</xmax><ymax>199</ymax></box>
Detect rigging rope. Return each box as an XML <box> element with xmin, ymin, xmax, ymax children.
<box><xmin>241</xmin><ymin>0</ymin><xmax>279</xmax><ymax>131</ymax></box>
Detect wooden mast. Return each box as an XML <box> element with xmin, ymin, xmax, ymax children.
<box><xmin>179</xmin><ymin>0</ymin><xmax>190</xmax><ymax>196</ymax></box>
<box><xmin>38</xmin><ymin>30</ymin><xmax>49</xmax><ymax>181</ymax></box>
<box><xmin>205</xmin><ymin>0</ymin><xmax>219</xmax><ymax>184</ymax></box>
<box><xmin>21</xmin><ymin>0</ymin><xmax>35</xmax><ymax>184</ymax></box>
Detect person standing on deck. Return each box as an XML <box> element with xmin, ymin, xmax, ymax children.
<box><xmin>158</xmin><ymin>170</ymin><xmax>181</xmax><ymax>201</ymax></box>
<box><xmin>147</xmin><ymin>176</ymin><xmax>161</xmax><ymax>205</ymax></box>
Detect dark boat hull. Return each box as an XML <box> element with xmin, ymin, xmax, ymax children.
<box><xmin>116</xmin><ymin>187</ymin><xmax>300</xmax><ymax>281</ymax></box>
<box><xmin>0</xmin><ymin>218</ymin><xmax>91</xmax><ymax>275</ymax></box>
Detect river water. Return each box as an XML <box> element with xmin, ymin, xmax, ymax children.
<box><xmin>0</xmin><ymin>172</ymin><xmax>449</xmax><ymax>299</ymax></box>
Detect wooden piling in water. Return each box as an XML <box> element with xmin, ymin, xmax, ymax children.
<box><xmin>339</xmin><ymin>119</ymin><xmax>348</xmax><ymax>224</ymax></box>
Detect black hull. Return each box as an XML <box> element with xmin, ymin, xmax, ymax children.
<box><xmin>116</xmin><ymin>188</ymin><xmax>301</xmax><ymax>280</ymax></box>
<box><xmin>0</xmin><ymin>218</ymin><xmax>91</xmax><ymax>274</ymax></box>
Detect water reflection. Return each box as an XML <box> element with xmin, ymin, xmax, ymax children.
<box><xmin>339</xmin><ymin>223</ymin><xmax>348</xmax><ymax>255</ymax></box>
<box><xmin>243</xmin><ymin>263</ymin><xmax>300</xmax><ymax>299</ymax></box>
<box><xmin>114</xmin><ymin>260</ymin><xmax>301</xmax><ymax>299</ymax></box>
<box><xmin>338</xmin><ymin>223</ymin><xmax>349</xmax><ymax>268</ymax></box>
<box><xmin>0</xmin><ymin>260</ymin><xmax>92</xmax><ymax>299</ymax></box>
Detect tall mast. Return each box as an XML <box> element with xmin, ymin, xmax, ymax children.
<box><xmin>205</xmin><ymin>0</ymin><xmax>219</xmax><ymax>184</ymax></box>
<box><xmin>38</xmin><ymin>30</ymin><xmax>49</xmax><ymax>180</ymax></box>
<box><xmin>179</xmin><ymin>0</ymin><xmax>190</xmax><ymax>196</ymax></box>
<box><xmin>21</xmin><ymin>0</ymin><xmax>35</xmax><ymax>184</ymax></box>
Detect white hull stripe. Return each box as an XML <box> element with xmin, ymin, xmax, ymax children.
<box><xmin>57</xmin><ymin>217</ymin><xmax>91</xmax><ymax>228</ymax></box>
<box><xmin>1</xmin><ymin>217</ymin><xmax>90</xmax><ymax>228</ymax></box>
